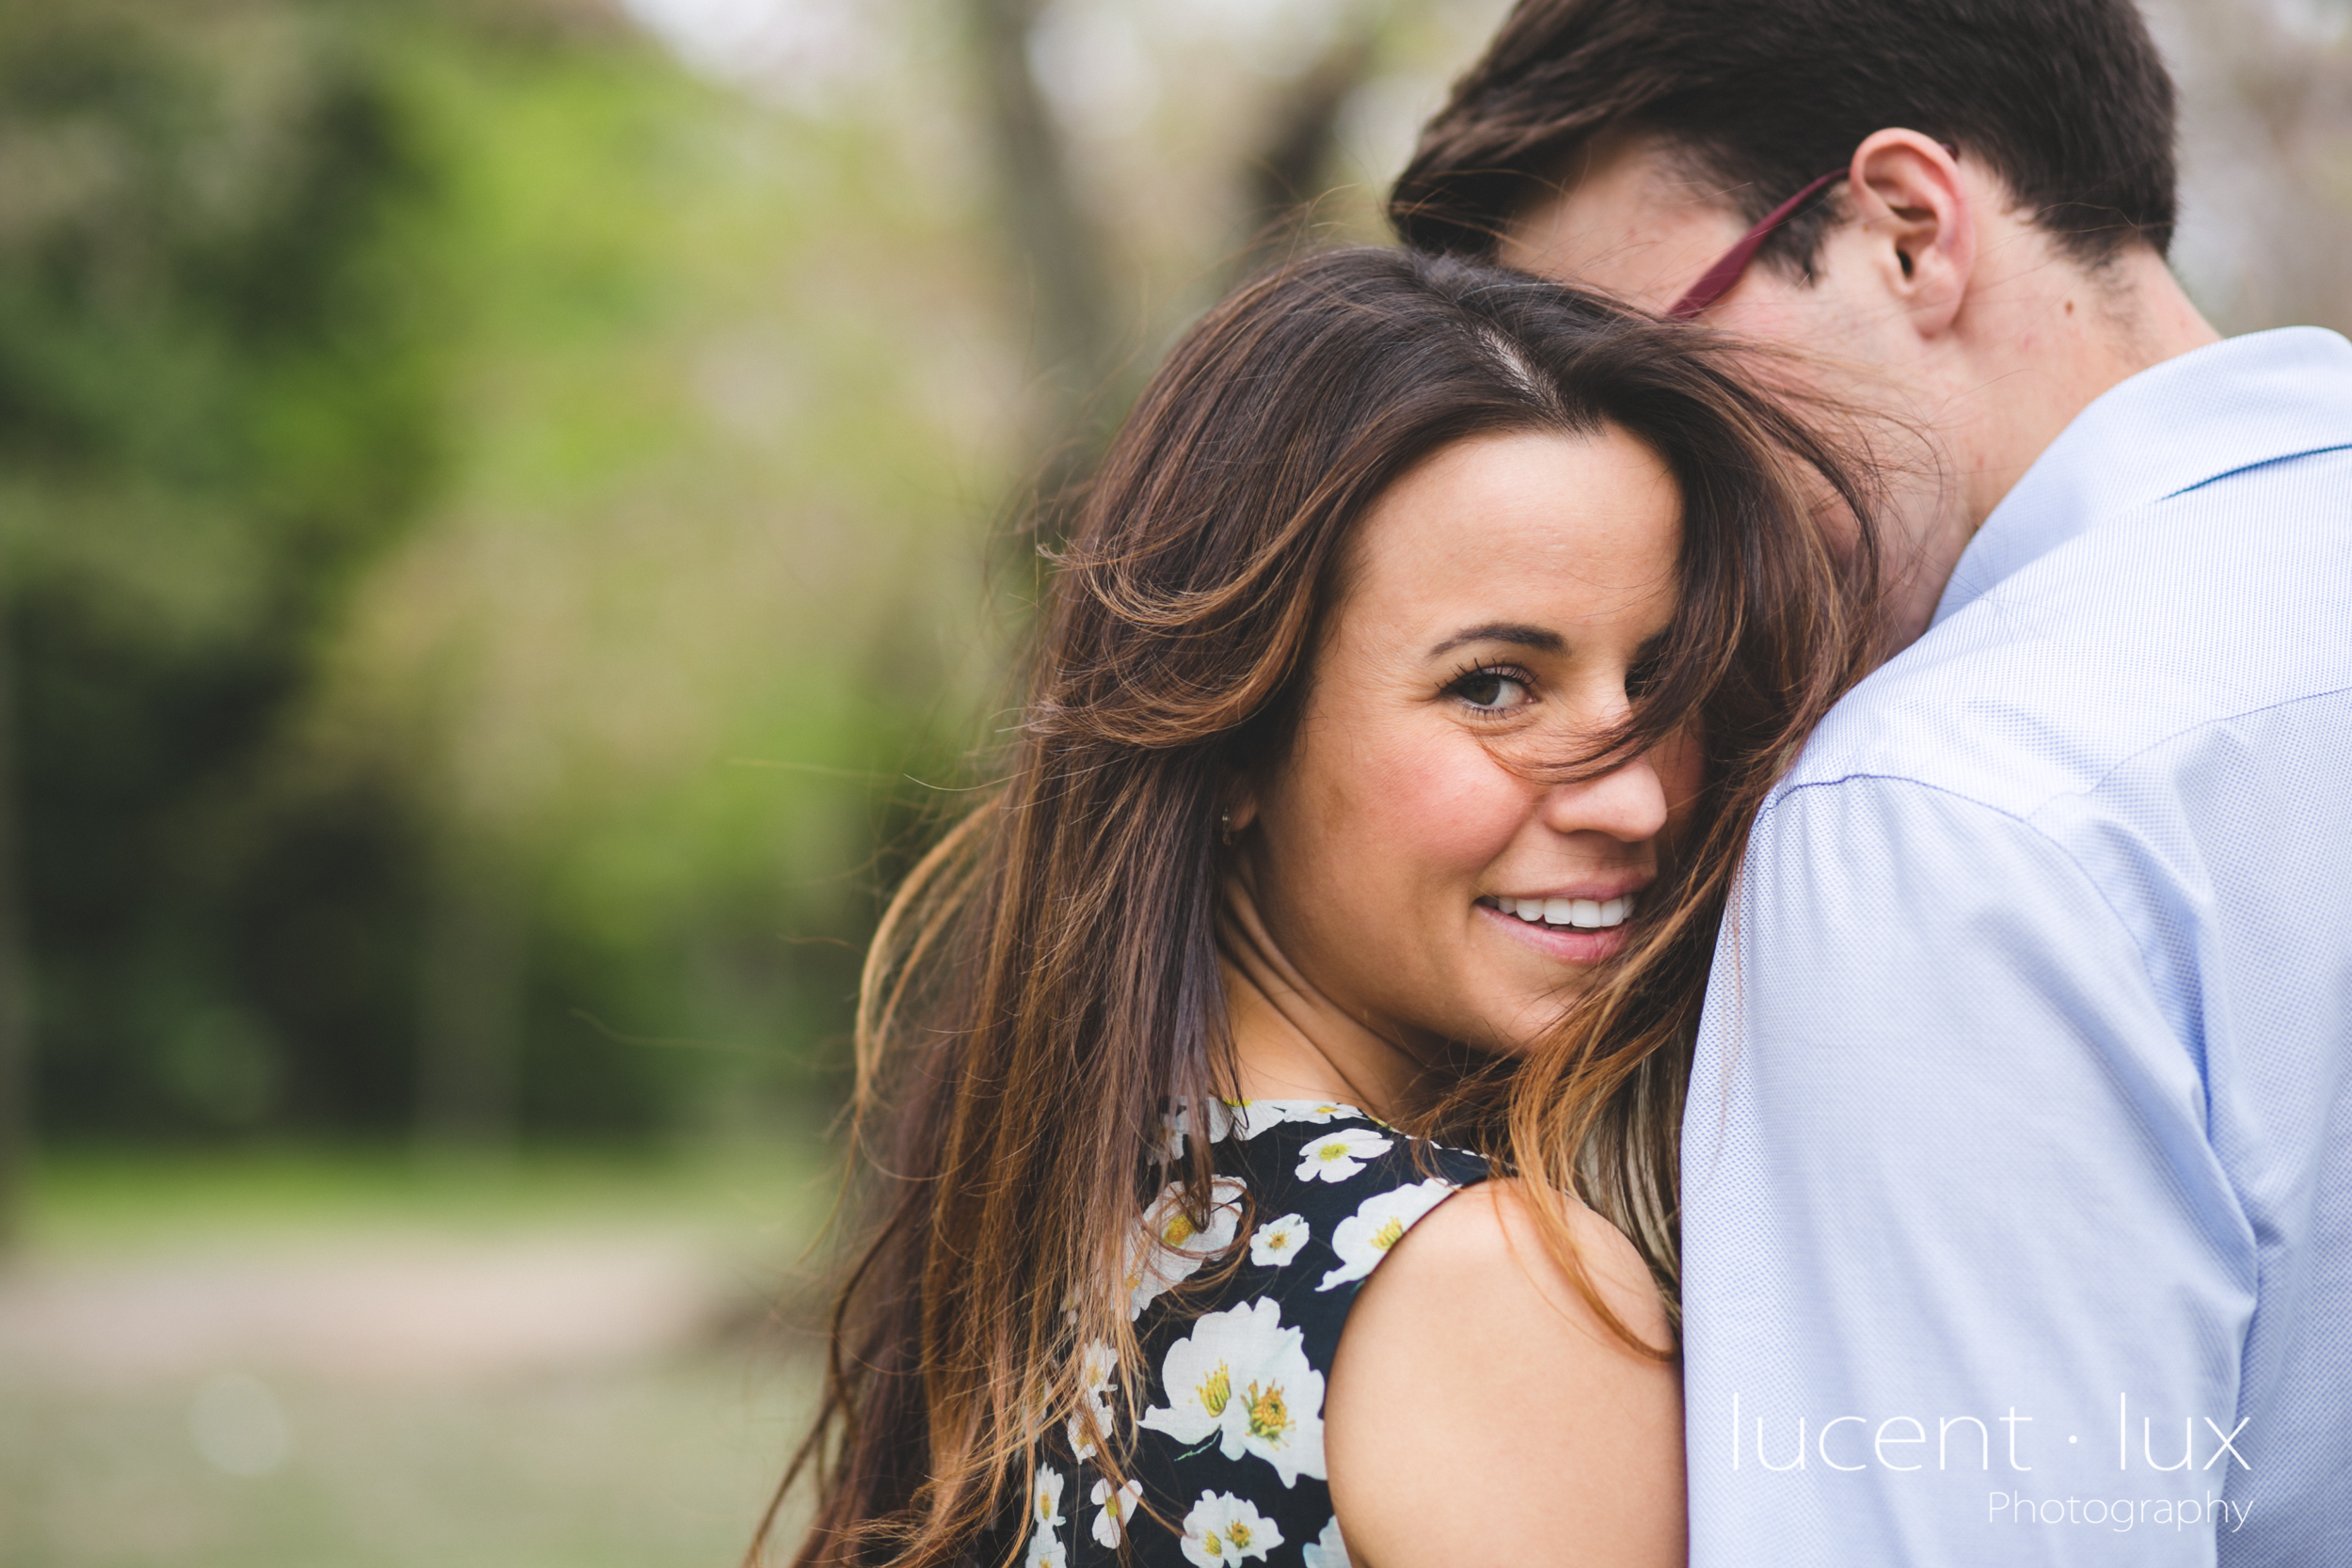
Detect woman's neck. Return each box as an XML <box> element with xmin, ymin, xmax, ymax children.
<box><xmin>1216</xmin><ymin>873</ymin><xmax>1434</xmax><ymax>1120</ymax></box>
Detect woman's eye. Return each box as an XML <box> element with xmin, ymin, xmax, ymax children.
<box><xmin>1452</xmin><ymin>670</ymin><xmax>1531</xmax><ymax>711</ymax></box>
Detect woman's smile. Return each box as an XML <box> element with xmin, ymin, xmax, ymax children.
<box><xmin>1474</xmin><ymin>884</ymin><xmax>1645</xmax><ymax>961</ymax></box>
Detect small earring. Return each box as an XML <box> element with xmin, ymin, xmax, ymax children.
<box><xmin>1219</xmin><ymin>811</ymin><xmax>1236</xmax><ymax>847</ymax></box>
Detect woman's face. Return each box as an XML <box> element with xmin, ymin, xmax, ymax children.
<box><xmin>1239</xmin><ymin>425</ymin><xmax>1699</xmax><ymax>1057</ymax></box>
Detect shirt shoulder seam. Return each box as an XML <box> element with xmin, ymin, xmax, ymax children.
<box><xmin>1757</xmin><ymin>772</ymin><xmax>2169</xmax><ymax>1020</ymax></box>
<box><xmin>2157</xmin><ymin>436</ymin><xmax>2352</xmax><ymax>503</ymax></box>
<box><xmin>1786</xmin><ymin>679</ymin><xmax>2352</xmax><ymax>823</ymax></box>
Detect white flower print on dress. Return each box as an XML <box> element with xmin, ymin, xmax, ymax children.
<box><xmin>1125</xmin><ymin>1176</ymin><xmax>1246</xmax><ymax>1319</ymax></box>
<box><xmin>1078</xmin><ymin>1338</ymin><xmax>1118</xmax><ymax>1400</ymax></box>
<box><xmin>1225</xmin><ymin>1099</ymin><xmax>1355</xmax><ymax>1141</ymax></box>
<box><xmin>1302</xmin><ymin>1515</ymin><xmax>1351</xmax><ymax>1567</ymax></box>
<box><xmin>1029</xmin><ymin>1464</ymin><xmax>1066</xmax><ymax>1529</ymax></box>
<box><xmin>1178</xmin><ymin>1490</ymin><xmax>1283</xmax><ymax>1566</ymax></box>
<box><xmin>1089</xmin><ymin>1475</ymin><xmax>1142</xmax><ymax>1547</ymax></box>
<box><xmin>1024</xmin><ymin>1464</ymin><xmax>1067</xmax><ymax>1568</ymax></box>
<box><xmin>1067</xmin><ymin>1339</ymin><xmax>1118</xmax><ymax>1458</ymax></box>
<box><xmin>1295</xmin><ymin>1127</ymin><xmax>1393</xmax><ymax>1183</ymax></box>
<box><xmin>1139</xmin><ymin>1296</ymin><xmax>1327</xmax><ymax>1486</ymax></box>
<box><xmin>1158</xmin><ymin>1098</ymin><xmax>1239</xmax><ymax>1162</ymax></box>
<box><xmin>1248</xmin><ymin>1212</ymin><xmax>1309</xmax><ymax>1267</ymax></box>
<box><xmin>1316</xmin><ymin>1178</ymin><xmax>1459</xmax><ymax>1291</ymax></box>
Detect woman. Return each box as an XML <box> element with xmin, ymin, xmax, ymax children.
<box><xmin>760</xmin><ymin>248</ymin><xmax>1878</xmax><ymax>1567</ymax></box>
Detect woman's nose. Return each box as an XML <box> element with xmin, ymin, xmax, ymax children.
<box><xmin>1536</xmin><ymin>746</ymin><xmax>1671</xmax><ymax>845</ymax></box>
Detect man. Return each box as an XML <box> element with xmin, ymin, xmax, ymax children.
<box><xmin>1391</xmin><ymin>3</ymin><xmax>2349</xmax><ymax>1564</ymax></box>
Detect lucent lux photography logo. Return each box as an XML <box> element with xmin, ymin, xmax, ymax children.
<box><xmin>1725</xmin><ymin>1393</ymin><xmax>2257</xmax><ymax>1533</ymax></box>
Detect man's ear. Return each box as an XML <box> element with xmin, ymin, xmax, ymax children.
<box><xmin>1844</xmin><ymin>130</ymin><xmax>1974</xmax><ymax>338</ymax></box>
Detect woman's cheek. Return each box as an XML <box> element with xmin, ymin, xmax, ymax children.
<box><xmin>1351</xmin><ymin>731</ymin><xmax>1529</xmax><ymax>875</ymax></box>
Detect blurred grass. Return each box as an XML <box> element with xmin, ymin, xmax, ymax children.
<box><xmin>0</xmin><ymin>1141</ymin><xmax>836</xmax><ymax>1568</ymax></box>
<box><xmin>0</xmin><ymin>1354</ymin><xmax>815</xmax><ymax>1568</ymax></box>
<box><xmin>19</xmin><ymin>1138</ymin><xmax>841</xmax><ymax>1254</ymax></box>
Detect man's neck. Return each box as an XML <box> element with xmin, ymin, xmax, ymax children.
<box><xmin>1952</xmin><ymin>245</ymin><xmax>2219</xmax><ymax>531</ymax></box>
<box><xmin>1887</xmin><ymin>244</ymin><xmax>2220</xmax><ymax>646</ymax></box>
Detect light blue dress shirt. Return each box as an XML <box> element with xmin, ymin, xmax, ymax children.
<box><xmin>1682</xmin><ymin>327</ymin><xmax>2352</xmax><ymax>1567</ymax></box>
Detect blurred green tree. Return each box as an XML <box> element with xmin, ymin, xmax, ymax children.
<box><xmin>294</xmin><ymin>3</ymin><xmax>1018</xmax><ymax>1154</ymax></box>
<box><xmin>0</xmin><ymin>0</ymin><xmax>453</xmax><ymax>1215</ymax></box>
<box><xmin>0</xmin><ymin>0</ymin><xmax>1516</xmax><ymax>1223</ymax></box>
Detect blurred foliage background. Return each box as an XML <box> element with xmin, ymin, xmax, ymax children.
<box><xmin>0</xmin><ymin>0</ymin><xmax>1523</xmax><ymax>1176</ymax></box>
<box><xmin>0</xmin><ymin>0</ymin><xmax>2346</xmax><ymax>1563</ymax></box>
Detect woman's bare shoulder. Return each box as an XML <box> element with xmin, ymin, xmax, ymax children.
<box><xmin>1323</xmin><ymin>1178</ymin><xmax>1686</xmax><ymax>1567</ymax></box>
<box><xmin>1374</xmin><ymin>1179</ymin><xmax>1672</xmax><ymax>1342</ymax></box>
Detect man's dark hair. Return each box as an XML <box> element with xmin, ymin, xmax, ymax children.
<box><xmin>1391</xmin><ymin>0</ymin><xmax>2178</xmax><ymax>276</ymax></box>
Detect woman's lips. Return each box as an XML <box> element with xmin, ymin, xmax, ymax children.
<box><xmin>1475</xmin><ymin>896</ymin><xmax>1635</xmax><ymax>962</ymax></box>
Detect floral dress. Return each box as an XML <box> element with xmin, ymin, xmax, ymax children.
<box><xmin>1015</xmin><ymin>1100</ymin><xmax>1489</xmax><ymax>1568</ymax></box>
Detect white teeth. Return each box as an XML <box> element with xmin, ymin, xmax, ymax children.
<box><xmin>1490</xmin><ymin>894</ymin><xmax>1637</xmax><ymax>930</ymax></box>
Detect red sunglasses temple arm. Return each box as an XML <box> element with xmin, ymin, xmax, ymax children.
<box><xmin>1664</xmin><ymin>168</ymin><xmax>1847</xmax><ymax>321</ymax></box>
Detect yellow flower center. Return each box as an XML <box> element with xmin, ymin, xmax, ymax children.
<box><xmin>1266</xmin><ymin>1231</ymin><xmax>1291</xmax><ymax>1252</ymax></box>
<box><xmin>1371</xmin><ymin>1215</ymin><xmax>1407</xmax><ymax>1252</ymax></box>
<box><xmin>1200</xmin><ymin>1529</ymin><xmax>1223</xmax><ymax>1554</ymax></box>
<box><xmin>1162</xmin><ymin>1211</ymin><xmax>1198</xmax><ymax>1246</ymax></box>
<box><xmin>1228</xmin><ymin>1520</ymin><xmax>1254</xmax><ymax>1547</ymax></box>
<box><xmin>1316</xmin><ymin>1142</ymin><xmax>1348</xmax><ymax>1164</ymax></box>
<box><xmin>1198</xmin><ymin>1362</ymin><xmax>1231</xmax><ymax>1417</ymax></box>
<box><xmin>1246</xmin><ymin>1379</ymin><xmax>1291</xmax><ymax>1441</ymax></box>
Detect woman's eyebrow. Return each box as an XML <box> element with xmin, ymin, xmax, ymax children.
<box><xmin>1428</xmin><ymin>623</ymin><xmax>1565</xmax><ymax>657</ymax></box>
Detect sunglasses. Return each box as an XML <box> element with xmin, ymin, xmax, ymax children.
<box><xmin>1666</xmin><ymin>147</ymin><xmax>1958</xmax><ymax>320</ymax></box>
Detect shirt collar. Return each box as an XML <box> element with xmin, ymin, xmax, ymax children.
<box><xmin>1931</xmin><ymin>326</ymin><xmax>2352</xmax><ymax>628</ymax></box>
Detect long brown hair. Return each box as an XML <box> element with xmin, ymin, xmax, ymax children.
<box><xmin>759</xmin><ymin>247</ymin><xmax>1880</xmax><ymax>1567</ymax></box>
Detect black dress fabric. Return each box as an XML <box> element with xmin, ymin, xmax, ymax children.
<box><xmin>1014</xmin><ymin>1100</ymin><xmax>1490</xmax><ymax>1568</ymax></box>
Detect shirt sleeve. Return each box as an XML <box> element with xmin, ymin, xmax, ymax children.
<box><xmin>1680</xmin><ymin>776</ymin><xmax>2257</xmax><ymax>1567</ymax></box>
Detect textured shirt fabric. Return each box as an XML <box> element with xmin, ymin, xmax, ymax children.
<box><xmin>1003</xmin><ymin>1101</ymin><xmax>1487</xmax><ymax>1568</ymax></box>
<box><xmin>1680</xmin><ymin>327</ymin><xmax>2352</xmax><ymax>1567</ymax></box>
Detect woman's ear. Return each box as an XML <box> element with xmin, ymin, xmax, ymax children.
<box><xmin>1220</xmin><ymin>784</ymin><xmax>1260</xmax><ymax>846</ymax></box>
<box><xmin>1844</xmin><ymin>129</ymin><xmax>1975</xmax><ymax>339</ymax></box>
